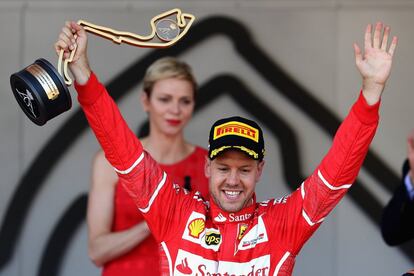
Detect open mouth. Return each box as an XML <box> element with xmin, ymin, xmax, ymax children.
<box><xmin>223</xmin><ymin>190</ymin><xmax>242</xmax><ymax>200</ymax></box>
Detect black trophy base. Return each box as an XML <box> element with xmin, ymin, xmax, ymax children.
<box><xmin>10</xmin><ymin>58</ymin><xmax>72</xmax><ymax>126</ymax></box>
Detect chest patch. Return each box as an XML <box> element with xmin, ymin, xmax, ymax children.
<box><xmin>182</xmin><ymin>212</ymin><xmax>206</xmax><ymax>243</ymax></box>
<box><xmin>238</xmin><ymin>215</ymin><xmax>268</xmax><ymax>250</ymax></box>
<box><xmin>205</xmin><ymin>229</ymin><xmax>221</xmax><ymax>246</ymax></box>
<box><xmin>238</xmin><ymin>223</ymin><xmax>249</xmax><ymax>240</ymax></box>
<box><xmin>174</xmin><ymin>249</ymin><xmax>270</xmax><ymax>275</ymax></box>
<box><xmin>188</xmin><ymin>218</ymin><xmax>205</xmax><ymax>238</ymax></box>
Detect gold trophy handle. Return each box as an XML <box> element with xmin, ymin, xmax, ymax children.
<box><xmin>58</xmin><ymin>43</ymin><xmax>77</xmax><ymax>86</ymax></box>
<box><xmin>57</xmin><ymin>8</ymin><xmax>195</xmax><ymax>86</ymax></box>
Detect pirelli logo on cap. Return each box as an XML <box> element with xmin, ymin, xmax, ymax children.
<box><xmin>213</xmin><ymin>121</ymin><xmax>259</xmax><ymax>142</ymax></box>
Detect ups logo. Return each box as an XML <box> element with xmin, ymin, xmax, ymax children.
<box><xmin>205</xmin><ymin>231</ymin><xmax>221</xmax><ymax>245</ymax></box>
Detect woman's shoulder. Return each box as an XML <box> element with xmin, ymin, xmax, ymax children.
<box><xmin>91</xmin><ymin>149</ymin><xmax>118</xmax><ymax>186</ymax></box>
<box><xmin>189</xmin><ymin>144</ymin><xmax>208</xmax><ymax>158</ymax></box>
<box><xmin>92</xmin><ymin>149</ymin><xmax>108</xmax><ymax>167</ymax></box>
<box><xmin>194</xmin><ymin>145</ymin><xmax>208</xmax><ymax>154</ymax></box>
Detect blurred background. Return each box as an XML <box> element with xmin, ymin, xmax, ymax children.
<box><xmin>1</xmin><ymin>0</ymin><xmax>414</xmax><ymax>275</ymax></box>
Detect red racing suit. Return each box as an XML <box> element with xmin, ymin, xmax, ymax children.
<box><xmin>76</xmin><ymin>72</ymin><xmax>379</xmax><ymax>276</ymax></box>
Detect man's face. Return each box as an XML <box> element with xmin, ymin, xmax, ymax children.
<box><xmin>205</xmin><ymin>150</ymin><xmax>265</xmax><ymax>213</ymax></box>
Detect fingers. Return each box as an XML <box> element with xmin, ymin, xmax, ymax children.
<box><xmin>59</xmin><ymin>32</ymin><xmax>72</xmax><ymax>49</ymax></box>
<box><xmin>363</xmin><ymin>22</ymin><xmax>398</xmax><ymax>55</ymax></box>
<box><xmin>380</xmin><ymin>26</ymin><xmax>389</xmax><ymax>51</ymax></box>
<box><xmin>69</xmin><ymin>21</ymin><xmax>83</xmax><ymax>32</ymax></box>
<box><xmin>373</xmin><ymin>22</ymin><xmax>383</xmax><ymax>49</ymax></box>
<box><xmin>353</xmin><ymin>42</ymin><xmax>362</xmax><ymax>65</ymax></box>
<box><xmin>388</xmin><ymin>36</ymin><xmax>398</xmax><ymax>57</ymax></box>
<box><xmin>54</xmin><ymin>40</ymin><xmax>70</xmax><ymax>58</ymax></box>
<box><xmin>365</xmin><ymin>22</ymin><xmax>390</xmax><ymax>50</ymax></box>
<box><xmin>364</xmin><ymin>23</ymin><xmax>372</xmax><ymax>50</ymax></box>
<box><xmin>55</xmin><ymin>21</ymin><xmax>79</xmax><ymax>55</ymax></box>
<box><xmin>380</xmin><ymin>25</ymin><xmax>398</xmax><ymax>56</ymax></box>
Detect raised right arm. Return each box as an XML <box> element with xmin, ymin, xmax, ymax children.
<box><xmin>55</xmin><ymin>21</ymin><xmax>192</xmax><ymax>242</ymax></box>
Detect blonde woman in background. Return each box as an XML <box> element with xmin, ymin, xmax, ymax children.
<box><xmin>87</xmin><ymin>57</ymin><xmax>209</xmax><ymax>275</ymax></box>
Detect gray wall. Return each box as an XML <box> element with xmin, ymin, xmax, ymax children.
<box><xmin>1</xmin><ymin>0</ymin><xmax>413</xmax><ymax>275</ymax></box>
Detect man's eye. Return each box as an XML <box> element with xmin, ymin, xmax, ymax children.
<box><xmin>240</xmin><ymin>168</ymin><xmax>252</xmax><ymax>173</ymax></box>
<box><xmin>158</xmin><ymin>98</ymin><xmax>169</xmax><ymax>102</ymax></box>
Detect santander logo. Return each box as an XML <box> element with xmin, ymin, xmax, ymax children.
<box><xmin>197</xmin><ymin>263</ymin><xmax>269</xmax><ymax>276</ymax></box>
<box><xmin>214</xmin><ymin>213</ymin><xmax>227</xmax><ymax>222</ymax></box>
<box><xmin>176</xmin><ymin>257</ymin><xmax>192</xmax><ymax>275</ymax></box>
<box><xmin>174</xmin><ymin>250</ymin><xmax>270</xmax><ymax>276</ymax></box>
<box><xmin>229</xmin><ymin>212</ymin><xmax>252</xmax><ymax>222</ymax></box>
<box><xmin>214</xmin><ymin>212</ymin><xmax>253</xmax><ymax>223</ymax></box>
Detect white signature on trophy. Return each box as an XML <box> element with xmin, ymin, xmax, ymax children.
<box><xmin>16</xmin><ymin>88</ymin><xmax>37</xmax><ymax>118</ymax></box>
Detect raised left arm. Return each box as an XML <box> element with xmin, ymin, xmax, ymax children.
<box><xmin>354</xmin><ymin>22</ymin><xmax>398</xmax><ymax>105</ymax></box>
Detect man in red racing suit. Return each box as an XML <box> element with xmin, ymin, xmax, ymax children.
<box><xmin>56</xmin><ymin>21</ymin><xmax>397</xmax><ymax>275</ymax></box>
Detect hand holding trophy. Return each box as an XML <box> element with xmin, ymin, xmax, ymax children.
<box><xmin>10</xmin><ymin>9</ymin><xmax>195</xmax><ymax>126</ymax></box>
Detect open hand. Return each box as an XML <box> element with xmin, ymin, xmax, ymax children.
<box><xmin>354</xmin><ymin>22</ymin><xmax>398</xmax><ymax>105</ymax></box>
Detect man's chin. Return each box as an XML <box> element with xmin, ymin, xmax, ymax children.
<box><xmin>211</xmin><ymin>194</ymin><xmax>245</xmax><ymax>213</ymax></box>
<box><xmin>219</xmin><ymin>201</ymin><xmax>243</xmax><ymax>213</ymax></box>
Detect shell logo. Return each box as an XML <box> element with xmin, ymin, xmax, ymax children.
<box><xmin>188</xmin><ymin>218</ymin><xmax>205</xmax><ymax>238</ymax></box>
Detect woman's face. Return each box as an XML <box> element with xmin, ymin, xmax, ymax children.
<box><xmin>141</xmin><ymin>77</ymin><xmax>195</xmax><ymax>136</ymax></box>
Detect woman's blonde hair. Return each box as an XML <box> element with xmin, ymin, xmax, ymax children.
<box><xmin>143</xmin><ymin>57</ymin><xmax>197</xmax><ymax>96</ymax></box>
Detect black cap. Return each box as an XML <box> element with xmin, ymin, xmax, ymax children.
<box><xmin>208</xmin><ymin>116</ymin><xmax>265</xmax><ymax>160</ymax></box>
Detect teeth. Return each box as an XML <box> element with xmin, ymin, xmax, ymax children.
<box><xmin>225</xmin><ymin>191</ymin><xmax>240</xmax><ymax>196</ymax></box>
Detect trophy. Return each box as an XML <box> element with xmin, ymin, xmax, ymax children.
<box><xmin>10</xmin><ymin>9</ymin><xmax>195</xmax><ymax>126</ymax></box>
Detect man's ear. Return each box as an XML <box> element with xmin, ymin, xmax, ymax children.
<box><xmin>140</xmin><ymin>92</ymin><xmax>150</xmax><ymax>112</ymax></box>
<box><xmin>204</xmin><ymin>156</ymin><xmax>211</xmax><ymax>178</ymax></box>
<box><xmin>256</xmin><ymin>160</ymin><xmax>265</xmax><ymax>182</ymax></box>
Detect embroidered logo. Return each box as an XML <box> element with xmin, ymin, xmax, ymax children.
<box><xmin>242</xmin><ymin>233</ymin><xmax>265</xmax><ymax>247</ymax></box>
<box><xmin>229</xmin><ymin>212</ymin><xmax>252</xmax><ymax>222</ymax></box>
<box><xmin>214</xmin><ymin>213</ymin><xmax>227</xmax><ymax>222</ymax></box>
<box><xmin>188</xmin><ymin>218</ymin><xmax>205</xmax><ymax>238</ymax></box>
<box><xmin>175</xmin><ymin>257</ymin><xmax>192</xmax><ymax>274</ymax></box>
<box><xmin>205</xmin><ymin>230</ymin><xmax>221</xmax><ymax>246</ymax></box>
<box><xmin>213</xmin><ymin>121</ymin><xmax>259</xmax><ymax>142</ymax></box>
<box><xmin>238</xmin><ymin>224</ymin><xmax>248</xmax><ymax>240</ymax></box>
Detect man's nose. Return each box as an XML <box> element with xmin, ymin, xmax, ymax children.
<box><xmin>226</xmin><ymin>170</ymin><xmax>239</xmax><ymax>186</ymax></box>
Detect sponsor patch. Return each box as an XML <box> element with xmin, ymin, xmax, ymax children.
<box><xmin>174</xmin><ymin>249</ymin><xmax>270</xmax><ymax>276</ymax></box>
<box><xmin>238</xmin><ymin>216</ymin><xmax>268</xmax><ymax>251</ymax></box>
<box><xmin>238</xmin><ymin>223</ymin><xmax>248</xmax><ymax>240</ymax></box>
<box><xmin>200</xmin><ymin>228</ymin><xmax>222</xmax><ymax>251</ymax></box>
<box><xmin>229</xmin><ymin>212</ymin><xmax>252</xmax><ymax>222</ymax></box>
<box><xmin>214</xmin><ymin>213</ymin><xmax>227</xmax><ymax>222</ymax></box>
<box><xmin>188</xmin><ymin>218</ymin><xmax>205</xmax><ymax>238</ymax></box>
<box><xmin>242</xmin><ymin>233</ymin><xmax>265</xmax><ymax>248</ymax></box>
<box><xmin>175</xmin><ymin>257</ymin><xmax>192</xmax><ymax>275</ymax></box>
<box><xmin>213</xmin><ymin>121</ymin><xmax>259</xmax><ymax>142</ymax></box>
<box><xmin>205</xmin><ymin>230</ymin><xmax>221</xmax><ymax>246</ymax></box>
<box><xmin>182</xmin><ymin>212</ymin><xmax>206</xmax><ymax>243</ymax></box>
